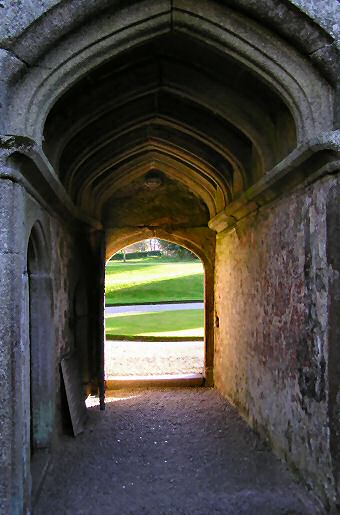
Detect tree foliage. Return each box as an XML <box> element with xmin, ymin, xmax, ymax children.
<box><xmin>157</xmin><ymin>240</ymin><xmax>198</xmax><ymax>260</ymax></box>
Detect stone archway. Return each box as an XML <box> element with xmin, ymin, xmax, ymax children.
<box><xmin>106</xmin><ymin>228</ymin><xmax>215</xmax><ymax>385</ymax></box>
<box><xmin>0</xmin><ymin>1</ymin><xmax>339</xmax><ymax>512</ymax></box>
<box><xmin>26</xmin><ymin>222</ymin><xmax>55</xmax><ymax>497</ymax></box>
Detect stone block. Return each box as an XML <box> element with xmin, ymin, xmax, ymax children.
<box><xmin>0</xmin><ymin>179</ymin><xmax>25</xmax><ymax>255</ymax></box>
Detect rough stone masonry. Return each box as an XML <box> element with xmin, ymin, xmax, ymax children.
<box><xmin>0</xmin><ymin>1</ymin><xmax>339</xmax><ymax>513</ymax></box>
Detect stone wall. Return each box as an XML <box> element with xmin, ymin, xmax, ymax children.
<box><xmin>214</xmin><ymin>174</ymin><xmax>339</xmax><ymax>505</ymax></box>
<box><xmin>32</xmin><ymin>207</ymin><xmax>104</xmax><ymax>432</ymax></box>
<box><xmin>0</xmin><ymin>1</ymin><xmax>339</xmax><ymax>512</ymax></box>
<box><xmin>290</xmin><ymin>0</ymin><xmax>340</xmax><ymax>39</ymax></box>
<box><xmin>48</xmin><ymin>217</ymin><xmax>91</xmax><ymax>433</ymax></box>
<box><xmin>0</xmin><ymin>161</ymin><xmax>103</xmax><ymax>512</ymax></box>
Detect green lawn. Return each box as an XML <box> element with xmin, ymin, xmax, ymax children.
<box><xmin>105</xmin><ymin>259</ymin><xmax>204</xmax><ymax>305</ymax></box>
<box><xmin>105</xmin><ymin>309</ymin><xmax>204</xmax><ymax>339</ymax></box>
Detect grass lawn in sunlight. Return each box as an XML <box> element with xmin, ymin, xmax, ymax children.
<box><xmin>105</xmin><ymin>259</ymin><xmax>204</xmax><ymax>305</ymax></box>
<box><xmin>105</xmin><ymin>309</ymin><xmax>204</xmax><ymax>339</ymax></box>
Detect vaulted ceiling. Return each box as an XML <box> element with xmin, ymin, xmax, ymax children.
<box><xmin>43</xmin><ymin>33</ymin><xmax>297</xmax><ymax>229</ymax></box>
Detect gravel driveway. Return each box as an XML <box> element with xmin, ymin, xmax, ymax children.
<box><xmin>105</xmin><ymin>340</ymin><xmax>204</xmax><ymax>377</ymax></box>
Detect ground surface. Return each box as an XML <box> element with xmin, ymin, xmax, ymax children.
<box><xmin>105</xmin><ymin>341</ymin><xmax>204</xmax><ymax>377</ymax></box>
<box><xmin>105</xmin><ymin>309</ymin><xmax>204</xmax><ymax>339</ymax></box>
<box><xmin>106</xmin><ymin>302</ymin><xmax>204</xmax><ymax>314</ymax></box>
<box><xmin>35</xmin><ymin>388</ymin><xmax>320</xmax><ymax>515</ymax></box>
<box><xmin>105</xmin><ymin>260</ymin><xmax>204</xmax><ymax>305</ymax></box>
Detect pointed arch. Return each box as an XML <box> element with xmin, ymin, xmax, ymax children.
<box><xmin>27</xmin><ymin>221</ymin><xmax>55</xmax><ymax>456</ymax></box>
<box><xmin>106</xmin><ymin>226</ymin><xmax>215</xmax><ymax>385</ymax></box>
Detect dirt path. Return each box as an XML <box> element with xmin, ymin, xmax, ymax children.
<box><xmin>35</xmin><ymin>388</ymin><xmax>320</xmax><ymax>514</ymax></box>
<box><xmin>105</xmin><ymin>302</ymin><xmax>204</xmax><ymax>314</ymax></box>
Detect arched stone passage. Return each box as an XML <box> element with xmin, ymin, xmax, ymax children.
<box><xmin>0</xmin><ymin>1</ymin><xmax>339</xmax><ymax>512</ymax></box>
<box><xmin>3</xmin><ymin>0</ymin><xmax>334</xmax><ymax>145</ymax></box>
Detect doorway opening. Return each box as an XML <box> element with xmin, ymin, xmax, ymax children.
<box><xmin>27</xmin><ymin>223</ymin><xmax>54</xmax><ymax>500</ymax></box>
<box><xmin>104</xmin><ymin>239</ymin><xmax>205</xmax><ymax>385</ymax></box>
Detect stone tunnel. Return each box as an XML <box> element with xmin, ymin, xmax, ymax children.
<box><xmin>0</xmin><ymin>1</ymin><xmax>339</xmax><ymax>512</ymax></box>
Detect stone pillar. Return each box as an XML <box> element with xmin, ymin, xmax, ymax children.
<box><xmin>98</xmin><ymin>234</ymin><xmax>106</xmax><ymax>410</ymax></box>
<box><xmin>204</xmin><ymin>263</ymin><xmax>215</xmax><ymax>386</ymax></box>
<box><xmin>88</xmin><ymin>230</ymin><xmax>106</xmax><ymax>408</ymax></box>
<box><xmin>0</xmin><ymin>176</ymin><xmax>29</xmax><ymax>514</ymax></box>
<box><xmin>326</xmin><ymin>177</ymin><xmax>340</xmax><ymax>504</ymax></box>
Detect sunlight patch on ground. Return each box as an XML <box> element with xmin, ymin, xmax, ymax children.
<box><xmin>86</xmin><ymin>394</ymin><xmax>140</xmax><ymax>407</ymax></box>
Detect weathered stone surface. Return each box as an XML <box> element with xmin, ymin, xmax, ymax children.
<box><xmin>0</xmin><ymin>179</ymin><xmax>27</xmax><ymax>515</ymax></box>
<box><xmin>104</xmin><ymin>174</ymin><xmax>209</xmax><ymax>228</ymax></box>
<box><xmin>0</xmin><ymin>0</ymin><xmax>60</xmax><ymax>46</ymax></box>
<box><xmin>290</xmin><ymin>0</ymin><xmax>340</xmax><ymax>40</ymax></box>
<box><xmin>0</xmin><ymin>1</ymin><xmax>339</xmax><ymax>512</ymax></box>
<box><xmin>0</xmin><ymin>163</ymin><xmax>104</xmax><ymax>513</ymax></box>
<box><xmin>325</xmin><ymin>180</ymin><xmax>340</xmax><ymax>502</ymax></box>
<box><xmin>0</xmin><ymin>49</ymin><xmax>25</xmax><ymax>132</ymax></box>
<box><xmin>214</xmin><ymin>174</ymin><xmax>339</xmax><ymax>506</ymax></box>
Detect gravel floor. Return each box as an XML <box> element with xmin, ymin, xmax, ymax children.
<box><xmin>105</xmin><ymin>341</ymin><xmax>204</xmax><ymax>377</ymax></box>
<box><xmin>35</xmin><ymin>388</ymin><xmax>321</xmax><ymax>515</ymax></box>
